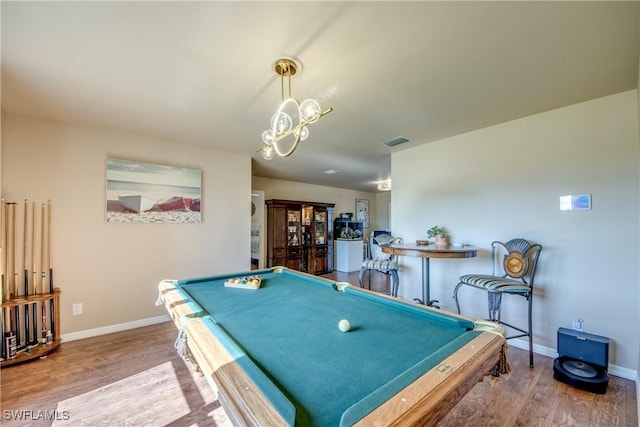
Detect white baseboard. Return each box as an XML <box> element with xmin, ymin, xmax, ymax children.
<box><xmin>508</xmin><ymin>338</ymin><xmax>638</xmax><ymax>381</ymax></box>
<box><xmin>60</xmin><ymin>315</ymin><xmax>170</xmax><ymax>343</ymax></box>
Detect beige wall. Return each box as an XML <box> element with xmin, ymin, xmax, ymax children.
<box><xmin>392</xmin><ymin>90</ymin><xmax>639</xmax><ymax>372</ymax></box>
<box><xmin>0</xmin><ymin>112</ymin><xmax>4</xmax><ymax>192</ymax></box>
<box><xmin>374</xmin><ymin>191</ymin><xmax>391</xmax><ymax>232</ymax></box>
<box><xmin>637</xmin><ymin>48</ymin><xmax>640</xmax><ymax>418</ymax></box>
<box><xmin>2</xmin><ymin>114</ymin><xmax>251</xmax><ymax>335</ymax></box>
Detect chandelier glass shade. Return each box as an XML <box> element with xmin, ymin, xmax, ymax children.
<box><xmin>259</xmin><ymin>58</ymin><xmax>332</xmax><ymax>160</ymax></box>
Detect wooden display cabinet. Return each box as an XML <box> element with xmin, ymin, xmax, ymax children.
<box><xmin>266</xmin><ymin>200</ymin><xmax>334</xmax><ymax>275</ymax></box>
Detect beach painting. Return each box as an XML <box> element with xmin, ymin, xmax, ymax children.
<box><xmin>106</xmin><ymin>158</ymin><xmax>202</xmax><ymax>223</ymax></box>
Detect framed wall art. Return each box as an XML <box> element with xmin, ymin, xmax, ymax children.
<box><xmin>106</xmin><ymin>158</ymin><xmax>202</xmax><ymax>224</ymax></box>
<box><xmin>355</xmin><ymin>198</ymin><xmax>370</xmax><ymax>228</ymax></box>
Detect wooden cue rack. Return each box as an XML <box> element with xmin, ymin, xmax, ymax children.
<box><xmin>1</xmin><ymin>290</ymin><xmax>61</xmax><ymax>366</ymax></box>
<box><xmin>1</xmin><ymin>199</ymin><xmax>61</xmax><ymax>367</ymax></box>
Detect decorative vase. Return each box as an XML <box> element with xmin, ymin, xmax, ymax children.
<box><xmin>435</xmin><ymin>235</ymin><xmax>447</xmax><ymax>247</ymax></box>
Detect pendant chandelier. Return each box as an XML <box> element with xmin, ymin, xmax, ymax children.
<box><xmin>259</xmin><ymin>58</ymin><xmax>333</xmax><ymax>160</ymax></box>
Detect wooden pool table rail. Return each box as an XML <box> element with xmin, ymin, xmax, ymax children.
<box><xmin>159</xmin><ymin>279</ymin><xmax>291</xmax><ymax>426</ymax></box>
<box><xmin>354</xmin><ymin>331</ymin><xmax>504</xmax><ymax>426</ymax></box>
<box><xmin>185</xmin><ymin>318</ymin><xmax>290</xmax><ymax>426</ymax></box>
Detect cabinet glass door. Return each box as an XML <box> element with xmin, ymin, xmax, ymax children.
<box><xmin>302</xmin><ymin>206</ymin><xmax>313</xmax><ymax>226</ymax></box>
<box><xmin>314</xmin><ymin>210</ymin><xmax>327</xmax><ymax>244</ymax></box>
<box><xmin>287</xmin><ymin>209</ymin><xmax>301</xmax><ymax>246</ymax></box>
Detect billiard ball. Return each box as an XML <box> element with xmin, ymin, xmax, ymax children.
<box><xmin>338</xmin><ymin>319</ymin><xmax>351</xmax><ymax>332</ymax></box>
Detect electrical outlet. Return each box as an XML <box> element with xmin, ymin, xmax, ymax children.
<box><xmin>72</xmin><ymin>303</ymin><xmax>83</xmax><ymax>316</ymax></box>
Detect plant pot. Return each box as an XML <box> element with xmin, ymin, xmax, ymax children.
<box><xmin>435</xmin><ymin>235</ymin><xmax>447</xmax><ymax>247</ymax></box>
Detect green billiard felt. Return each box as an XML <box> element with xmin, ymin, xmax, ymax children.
<box><xmin>179</xmin><ymin>270</ymin><xmax>478</xmax><ymax>426</ymax></box>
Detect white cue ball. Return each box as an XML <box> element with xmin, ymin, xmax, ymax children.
<box><xmin>338</xmin><ymin>319</ymin><xmax>351</xmax><ymax>332</ymax></box>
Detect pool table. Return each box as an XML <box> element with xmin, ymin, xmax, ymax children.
<box><xmin>158</xmin><ymin>267</ymin><xmax>507</xmax><ymax>427</ymax></box>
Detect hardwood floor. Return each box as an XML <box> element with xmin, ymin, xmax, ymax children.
<box><xmin>1</xmin><ymin>270</ymin><xmax>636</xmax><ymax>426</ymax></box>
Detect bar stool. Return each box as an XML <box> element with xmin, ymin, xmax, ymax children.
<box><xmin>359</xmin><ymin>233</ymin><xmax>401</xmax><ymax>297</ymax></box>
<box><xmin>453</xmin><ymin>238</ymin><xmax>542</xmax><ymax>367</ymax></box>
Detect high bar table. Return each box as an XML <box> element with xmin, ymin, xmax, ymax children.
<box><xmin>381</xmin><ymin>243</ymin><xmax>478</xmax><ymax>307</ymax></box>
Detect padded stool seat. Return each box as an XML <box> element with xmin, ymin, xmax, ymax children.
<box><xmin>359</xmin><ymin>260</ymin><xmax>399</xmax><ymax>297</ymax></box>
<box><xmin>361</xmin><ymin>259</ymin><xmax>398</xmax><ymax>271</ymax></box>
<box><xmin>457</xmin><ymin>274</ymin><xmax>532</xmax><ymax>294</ymax></box>
<box><xmin>457</xmin><ymin>274</ymin><xmax>532</xmax><ymax>324</ymax></box>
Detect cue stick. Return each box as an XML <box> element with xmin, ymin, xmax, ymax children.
<box><xmin>40</xmin><ymin>203</ymin><xmax>47</xmax><ymax>343</ymax></box>
<box><xmin>1</xmin><ymin>198</ymin><xmax>10</xmax><ymax>360</ymax></box>
<box><xmin>10</xmin><ymin>202</ymin><xmax>21</xmax><ymax>349</ymax></box>
<box><xmin>1</xmin><ymin>198</ymin><xmax>5</xmax><ymax>359</ymax></box>
<box><xmin>2</xmin><ymin>199</ymin><xmax>15</xmax><ymax>360</ymax></box>
<box><xmin>4</xmin><ymin>202</ymin><xmax>18</xmax><ymax>352</ymax></box>
<box><xmin>2</xmin><ymin>199</ymin><xmax>7</xmax><ymax>302</ymax></box>
<box><xmin>40</xmin><ymin>203</ymin><xmax>45</xmax><ymax>295</ymax></box>
<box><xmin>0</xmin><ymin>307</ymin><xmax>4</xmax><ymax>361</ymax></box>
<box><xmin>23</xmin><ymin>199</ymin><xmax>31</xmax><ymax>347</ymax></box>
<box><xmin>48</xmin><ymin>200</ymin><xmax>54</xmax><ymax>339</ymax></box>
<box><xmin>30</xmin><ymin>202</ymin><xmax>37</xmax><ymax>346</ymax></box>
<box><xmin>41</xmin><ymin>300</ymin><xmax>46</xmax><ymax>344</ymax></box>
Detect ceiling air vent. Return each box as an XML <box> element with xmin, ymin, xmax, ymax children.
<box><xmin>381</xmin><ymin>136</ymin><xmax>410</xmax><ymax>147</ymax></box>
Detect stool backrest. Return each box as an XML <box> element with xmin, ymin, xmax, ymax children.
<box><xmin>492</xmin><ymin>238</ymin><xmax>542</xmax><ymax>286</ymax></box>
<box><xmin>370</xmin><ymin>233</ymin><xmax>402</xmax><ymax>261</ymax></box>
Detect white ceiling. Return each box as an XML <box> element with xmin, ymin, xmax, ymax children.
<box><xmin>2</xmin><ymin>1</ymin><xmax>638</xmax><ymax>192</ymax></box>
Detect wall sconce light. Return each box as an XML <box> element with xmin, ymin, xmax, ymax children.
<box><xmin>377</xmin><ymin>180</ymin><xmax>392</xmax><ymax>191</ymax></box>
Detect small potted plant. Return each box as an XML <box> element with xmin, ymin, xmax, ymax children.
<box><xmin>427</xmin><ymin>226</ymin><xmax>447</xmax><ymax>247</ymax></box>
